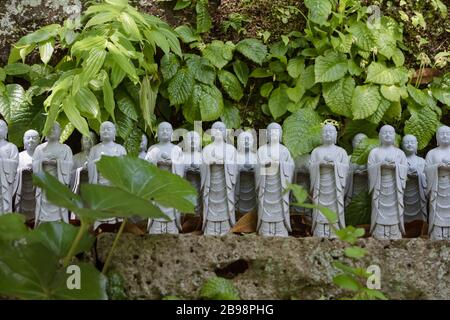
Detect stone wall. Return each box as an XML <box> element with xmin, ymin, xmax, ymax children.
<box><xmin>96</xmin><ymin>233</ymin><xmax>450</xmax><ymax>299</ymax></box>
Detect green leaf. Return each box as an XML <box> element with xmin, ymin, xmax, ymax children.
<box><xmin>283</xmin><ymin>108</ymin><xmax>323</xmax><ymax>157</ymax></box>
<box><xmin>346</xmin><ymin>191</ymin><xmax>371</xmax><ymax>225</ymax></box>
<box><xmin>348</xmin><ymin>60</ymin><xmax>362</xmax><ymax>76</ymax></box>
<box><xmin>202</xmin><ymin>40</ymin><xmax>234</xmax><ymax>69</ymax></box>
<box><xmin>368</xmin><ymin>98</ymin><xmax>391</xmax><ymax>124</ymax></box>
<box><xmin>107</xmin><ymin>42</ymin><xmax>139</xmax><ymax>84</ymax></box>
<box><xmin>80</xmin><ymin>49</ymin><xmax>107</xmax><ymax>86</ymax></box>
<box><xmin>110</xmin><ymin>61</ymin><xmax>126</xmax><ymax>89</ymax></box>
<box><xmin>366</xmin><ymin>62</ymin><xmax>408</xmax><ymax>85</ymax></box>
<box><xmin>392</xmin><ymin>48</ymin><xmax>405</xmax><ymax>67</ymax></box>
<box><xmin>139</xmin><ymin>76</ymin><xmax>158</xmax><ymax>130</ymax></box>
<box><xmin>304</xmin><ymin>0</ymin><xmax>332</xmax><ymax>25</ymax></box>
<box><xmin>287</xmin><ymin>184</ymin><xmax>308</xmax><ymax>204</ymax></box>
<box><xmin>218</xmin><ymin>70</ymin><xmax>243</xmax><ymax>101</ymax></box>
<box><xmin>249</xmin><ymin>68</ymin><xmax>273</xmax><ymax>78</ymax></box>
<box><xmin>351</xmin><ymin>138</ymin><xmax>379</xmax><ymax>165</ymax></box>
<box><xmin>196</xmin><ymin>0</ymin><xmax>212</xmax><ymax>33</ymax></box>
<box><xmin>232</xmin><ymin>60</ymin><xmax>249</xmax><ymax>86</ymax></box>
<box><xmin>220</xmin><ymin>101</ymin><xmax>241</xmax><ymax>129</ymax></box>
<box><xmin>335</xmin><ymin>226</ymin><xmax>365</xmax><ymax>244</ymax></box>
<box><xmin>72</xmin><ymin>36</ymin><xmax>107</xmax><ymax>56</ymax></box>
<box><xmin>116</xmin><ymin>90</ymin><xmax>138</xmax><ymax>121</ymax></box>
<box><xmin>14</xmin><ymin>24</ymin><xmax>61</xmax><ymax>46</ymax></box>
<box><xmin>348</xmin><ymin>21</ymin><xmax>377</xmax><ymax>51</ymax></box>
<box><xmin>160</xmin><ymin>53</ymin><xmax>180</xmax><ymax>81</ymax></box>
<box><xmin>4</xmin><ymin>63</ymin><xmax>30</xmax><ymax>76</ymax></box>
<box><xmin>85</xmin><ymin>11</ymin><xmax>118</xmax><ymax>29</ymax></box>
<box><xmin>380</xmin><ymin>85</ymin><xmax>402</xmax><ymax>102</ymax></box>
<box><xmin>199</xmin><ymin>277</ymin><xmax>240</xmax><ymax>300</ymax></box>
<box><xmin>287</xmin><ymin>56</ymin><xmax>304</xmax><ymax>78</ymax></box>
<box><xmin>63</xmin><ymin>96</ymin><xmax>90</xmax><ymax>137</ymax></box>
<box><xmin>376</xmin><ymin>31</ymin><xmax>396</xmax><ymax>59</ymax></box>
<box><xmin>314</xmin><ymin>52</ymin><xmax>348</xmax><ymax>83</ymax></box>
<box><xmin>268</xmin><ymin>85</ymin><xmax>293</xmax><ymax>119</ymax></box>
<box><xmin>38</xmin><ymin>40</ymin><xmax>54</xmax><ymax>64</ymax></box>
<box><xmin>186</xmin><ymin>55</ymin><xmax>215</xmax><ymax>85</ymax></box>
<box><xmin>103</xmin><ymin>75</ymin><xmax>116</xmax><ymax>121</ymax></box>
<box><xmin>260</xmin><ymin>82</ymin><xmax>273</xmax><ymax>98</ymax></box>
<box><xmin>407</xmin><ymin>85</ymin><xmax>438</xmax><ymax>110</ymax></box>
<box><xmin>333</xmin><ymin>274</ymin><xmax>362</xmax><ymax>291</ymax></box>
<box><xmin>235</xmin><ymin>39</ymin><xmax>267</xmax><ymax>65</ymax></box>
<box><xmin>0</xmin><ymin>84</ymin><xmax>27</xmax><ymax>123</ymax></box>
<box><xmin>344</xmin><ymin>246</ymin><xmax>367</xmax><ymax>259</ymax></box>
<box><xmin>0</xmin><ymin>214</ymin><xmax>28</xmax><ymax>241</ymax></box>
<box><xmin>74</xmin><ymin>87</ymin><xmax>101</xmax><ymax>120</ymax></box>
<box><xmin>174</xmin><ymin>0</ymin><xmax>191</xmax><ymax>10</ymax></box>
<box><xmin>351</xmin><ymin>85</ymin><xmax>381</xmax><ymax>119</ymax></box>
<box><xmin>198</xmin><ymin>84</ymin><xmax>224</xmax><ymax>121</ymax></box>
<box><xmin>168</xmin><ymin>68</ymin><xmax>195</xmax><ymax>105</ymax></box>
<box><xmin>322</xmin><ymin>76</ymin><xmax>354</xmax><ymax>117</ymax></box>
<box><xmin>119</xmin><ymin>11</ymin><xmax>142</xmax><ymax>40</ymax></box>
<box><xmin>404</xmin><ymin>103</ymin><xmax>440</xmax><ymax>150</ymax></box>
<box><xmin>174</xmin><ymin>25</ymin><xmax>201</xmax><ymax>44</ymax></box>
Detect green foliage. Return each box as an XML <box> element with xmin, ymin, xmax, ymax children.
<box><xmin>199</xmin><ymin>277</ymin><xmax>240</xmax><ymax>300</ymax></box>
<box><xmin>345</xmin><ymin>191</ymin><xmax>372</xmax><ymax>226</ymax></box>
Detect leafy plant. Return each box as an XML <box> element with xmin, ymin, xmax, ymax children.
<box><xmin>221</xmin><ymin>13</ymin><xmax>251</xmax><ymax>35</ymax></box>
<box><xmin>199</xmin><ymin>277</ymin><xmax>240</xmax><ymax>300</ymax></box>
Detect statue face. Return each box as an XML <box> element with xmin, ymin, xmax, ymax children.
<box><xmin>437</xmin><ymin>126</ymin><xmax>450</xmax><ymax>147</ymax></box>
<box><xmin>24</xmin><ymin>131</ymin><xmax>40</xmax><ymax>151</ymax></box>
<box><xmin>402</xmin><ymin>135</ymin><xmax>417</xmax><ymax>155</ymax></box>
<box><xmin>352</xmin><ymin>133</ymin><xmax>367</xmax><ymax>150</ymax></box>
<box><xmin>0</xmin><ymin>122</ymin><xmax>7</xmax><ymax>140</ymax></box>
<box><xmin>186</xmin><ymin>132</ymin><xmax>200</xmax><ymax>150</ymax></box>
<box><xmin>47</xmin><ymin>123</ymin><xmax>61</xmax><ymax>142</ymax></box>
<box><xmin>267</xmin><ymin>126</ymin><xmax>281</xmax><ymax>144</ymax></box>
<box><xmin>81</xmin><ymin>134</ymin><xmax>95</xmax><ymax>151</ymax></box>
<box><xmin>100</xmin><ymin>122</ymin><xmax>116</xmax><ymax>142</ymax></box>
<box><xmin>322</xmin><ymin>125</ymin><xmax>337</xmax><ymax>145</ymax></box>
<box><xmin>140</xmin><ymin>134</ymin><xmax>148</xmax><ymax>150</ymax></box>
<box><xmin>211</xmin><ymin>122</ymin><xmax>226</xmax><ymax>141</ymax></box>
<box><xmin>158</xmin><ymin>123</ymin><xmax>172</xmax><ymax>143</ymax></box>
<box><xmin>379</xmin><ymin>126</ymin><xmax>395</xmax><ymax>146</ymax></box>
<box><xmin>238</xmin><ymin>132</ymin><xmax>253</xmax><ymax>150</ymax></box>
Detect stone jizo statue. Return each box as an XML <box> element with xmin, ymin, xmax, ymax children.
<box><xmin>139</xmin><ymin>134</ymin><xmax>148</xmax><ymax>159</ymax></box>
<box><xmin>425</xmin><ymin>126</ymin><xmax>450</xmax><ymax>240</ymax></box>
<box><xmin>345</xmin><ymin>133</ymin><xmax>368</xmax><ymax>207</ymax></box>
<box><xmin>72</xmin><ymin>131</ymin><xmax>97</xmax><ymax>193</ymax></box>
<box><xmin>201</xmin><ymin>121</ymin><xmax>237</xmax><ymax>236</ymax></box>
<box><xmin>402</xmin><ymin>134</ymin><xmax>427</xmax><ymax>223</ymax></box>
<box><xmin>368</xmin><ymin>125</ymin><xmax>407</xmax><ymax>240</ymax></box>
<box><xmin>0</xmin><ymin>120</ymin><xmax>19</xmax><ymax>214</ymax></box>
<box><xmin>14</xmin><ymin>129</ymin><xmax>39</xmax><ymax>220</ymax></box>
<box><xmin>146</xmin><ymin>122</ymin><xmax>184</xmax><ymax>234</ymax></box>
<box><xmin>292</xmin><ymin>154</ymin><xmax>312</xmax><ymax>222</ymax></box>
<box><xmin>236</xmin><ymin>131</ymin><xmax>257</xmax><ymax>214</ymax></box>
<box><xmin>88</xmin><ymin>121</ymin><xmax>126</xmax><ymax>228</ymax></box>
<box><xmin>256</xmin><ymin>123</ymin><xmax>294</xmax><ymax>237</ymax></box>
<box><xmin>310</xmin><ymin>124</ymin><xmax>349</xmax><ymax>238</ymax></box>
<box><xmin>182</xmin><ymin>131</ymin><xmax>202</xmax><ymax>217</ymax></box>
<box><xmin>33</xmin><ymin>122</ymin><xmax>73</xmax><ymax>225</ymax></box>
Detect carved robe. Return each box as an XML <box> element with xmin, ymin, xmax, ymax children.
<box><xmin>310</xmin><ymin>145</ymin><xmax>349</xmax><ymax>238</ymax></box>
<box><xmin>256</xmin><ymin>144</ymin><xmax>294</xmax><ymax>237</ymax></box>
<box><xmin>404</xmin><ymin>155</ymin><xmax>427</xmax><ymax>222</ymax></box>
<box><xmin>33</xmin><ymin>142</ymin><xmax>73</xmax><ymax>225</ymax></box>
<box><xmin>368</xmin><ymin>147</ymin><xmax>407</xmax><ymax>239</ymax></box>
<box><xmin>14</xmin><ymin>151</ymin><xmax>35</xmax><ymax>220</ymax></box>
<box><xmin>425</xmin><ymin>149</ymin><xmax>450</xmax><ymax>240</ymax></box>
<box><xmin>201</xmin><ymin>143</ymin><xmax>237</xmax><ymax>235</ymax></box>
<box><xmin>236</xmin><ymin>149</ymin><xmax>257</xmax><ymax>214</ymax></box>
<box><xmin>71</xmin><ymin>150</ymin><xmax>89</xmax><ymax>194</ymax></box>
<box><xmin>0</xmin><ymin>142</ymin><xmax>19</xmax><ymax>214</ymax></box>
<box><xmin>146</xmin><ymin>144</ymin><xmax>184</xmax><ymax>234</ymax></box>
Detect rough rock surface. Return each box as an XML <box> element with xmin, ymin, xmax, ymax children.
<box><xmin>96</xmin><ymin>233</ymin><xmax>450</xmax><ymax>299</ymax></box>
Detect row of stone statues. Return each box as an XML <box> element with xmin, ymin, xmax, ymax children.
<box><xmin>1</xmin><ymin>118</ymin><xmax>449</xmax><ymax>240</ymax></box>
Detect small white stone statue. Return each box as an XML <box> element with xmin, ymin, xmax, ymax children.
<box><xmin>201</xmin><ymin>121</ymin><xmax>237</xmax><ymax>236</ymax></box>
<box><xmin>292</xmin><ymin>154</ymin><xmax>312</xmax><ymax>222</ymax></box>
<box><xmin>425</xmin><ymin>125</ymin><xmax>450</xmax><ymax>240</ymax></box>
<box><xmin>345</xmin><ymin>133</ymin><xmax>369</xmax><ymax>206</ymax></box>
<box><xmin>402</xmin><ymin>134</ymin><xmax>427</xmax><ymax>223</ymax></box>
<box><xmin>310</xmin><ymin>124</ymin><xmax>349</xmax><ymax>238</ymax></box>
<box><xmin>368</xmin><ymin>125</ymin><xmax>407</xmax><ymax>240</ymax></box>
<box><xmin>33</xmin><ymin>122</ymin><xmax>73</xmax><ymax>225</ymax></box>
<box><xmin>256</xmin><ymin>123</ymin><xmax>294</xmax><ymax>237</ymax></box>
<box><xmin>138</xmin><ymin>134</ymin><xmax>148</xmax><ymax>159</ymax></box>
<box><xmin>236</xmin><ymin>131</ymin><xmax>257</xmax><ymax>214</ymax></box>
<box><xmin>71</xmin><ymin>131</ymin><xmax>97</xmax><ymax>193</ymax></box>
<box><xmin>0</xmin><ymin>120</ymin><xmax>19</xmax><ymax>214</ymax></box>
<box><xmin>145</xmin><ymin>122</ymin><xmax>184</xmax><ymax>234</ymax></box>
<box><xmin>182</xmin><ymin>131</ymin><xmax>202</xmax><ymax>217</ymax></box>
<box><xmin>88</xmin><ymin>121</ymin><xmax>127</xmax><ymax>228</ymax></box>
<box><xmin>14</xmin><ymin>129</ymin><xmax>39</xmax><ymax>220</ymax></box>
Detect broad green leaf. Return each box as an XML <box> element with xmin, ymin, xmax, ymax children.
<box><xmin>122</xmin><ymin>127</ymin><xmax>143</xmax><ymax>156</ymax></box>
<box><xmin>158</xmin><ymin>28</ymin><xmax>183</xmax><ymax>58</ymax></box>
<box><xmin>4</xmin><ymin>63</ymin><xmax>30</xmax><ymax>76</ymax></box>
<box><xmin>174</xmin><ymin>0</ymin><xmax>191</xmax><ymax>10</ymax></box>
<box><xmin>368</xmin><ymin>98</ymin><xmax>391</xmax><ymax>124</ymax></box>
<box><xmin>186</xmin><ymin>55</ymin><xmax>215</xmax><ymax>85</ymax></box>
<box><xmin>235</xmin><ymin>39</ymin><xmax>267</xmax><ymax>65</ymax></box>
<box><xmin>0</xmin><ymin>67</ymin><xmax>5</xmax><ymax>82</ymax></box>
<box><xmin>376</xmin><ymin>31</ymin><xmax>396</xmax><ymax>59</ymax></box>
<box><xmin>289</xmin><ymin>95</ymin><xmax>320</xmax><ymax>112</ymax></box>
<box><xmin>286</xmin><ymin>56</ymin><xmax>304</xmax><ymax>78</ymax></box>
<box><xmin>407</xmin><ymin>85</ymin><xmax>439</xmax><ymax>110</ymax></box>
<box><xmin>199</xmin><ymin>277</ymin><xmax>240</xmax><ymax>300</ymax></box>
<box><xmin>232</xmin><ymin>60</ymin><xmax>249</xmax><ymax>86</ymax></box>
<box><xmin>220</xmin><ymin>101</ymin><xmax>241</xmax><ymax>129</ymax></box>
<box><xmin>202</xmin><ymin>40</ymin><xmax>234</xmax><ymax>69</ymax></box>
<box><xmin>314</xmin><ymin>52</ymin><xmax>347</xmax><ymax>83</ymax></box>
<box><xmin>139</xmin><ymin>76</ymin><xmax>158</xmax><ymax>130</ymax></box>
<box><xmin>333</xmin><ymin>274</ymin><xmax>362</xmax><ymax>291</ymax></box>
<box><xmin>144</xmin><ymin>29</ymin><xmax>170</xmax><ymax>55</ymax></box>
<box><xmin>168</xmin><ymin>68</ymin><xmax>195</xmax><ymax>105</ymax></box>
<box><xmin>380</xmin><ymin>85</ymin><xmax>402</xmax><ymax>102</ymax></box>
<box><xmin>304</xmin><ymin>0</ymin><xmax>332</xmax><ymax>25</ymax></box>
<box><xmin>119</xmin><ymin>11</ymin><xmax>142</xmax><ymax>40</ymax></box>
<box><xmin>218</xmin><ymin>70</ymin><xmax>243</xmax><ymax>101</ymax></box>
<box><xmin>196</xmin><ymin>0</ymin><xmax>212</xmax><ymax>33</ymax></box>
<box><xmin>322</xmin><ymin>76</ymin><xmax>354</xmax><ymax>117</ymax></box>
<box><xmin>283</xmin><ymin>108</ymin><xmax>323</xmax><ymax>157</ymax></box>
<box><xmin>110</xmin><ymin>60</ymin><xmax>126</xmax><ymax>89</ymax></box>
<box><xmin>103</xmin><ymin>75</ymin><xmax>116</xmax><ymax>121</ymax></box>
<box><xmin>80</xmin><ymin>49</ymin><xmax>107</xmax><ymax>86</ymax></box>
<box><xmin>249</xmin><ymin>68</ymin><xmax>273</xmax><ymax>78</ymax></box>
<box><xmin>198</xmin><ymin>84</ymin><xmax>224</xmax><ymax>121</ymax></box>
<box><xmin>74</xmin><ymin>87</ymin><xmax>100</xmax><ymax>120</ymax></box>
<box><xmin>348</xmin><ymin>60</ymin><xmax>362</xmax><ymax>76</ymax></box>
<box><xmin>383</xmin><ymin>101</ymin><xmax>402</xmax><ymax>121</ymax></box>
<box><xmin>107</xmin><ymin>42</ymin><xmax>138</xmax><ymax>84</ymax></box>
<box><xmin>346</xmin><ymin>191</ymin><xmax>371</xmax><ymax>225</ymax></box>
<box><xmin>105</xmin><ymin>0</ymin><xmax>128</xmax><ymax>8</ymax></box>
<box><xmin>351</xmin><ymin>138</ymin><xmax>379</xmax><ymax>165</ymax></box>
<box><xmin>260</xmin><ymin>82</ymin><xmax>273</xmax><ymax>98</ymax></box>
<box><xmin>114</xmin><ymin>109</ymin><xmax>134</xmax><ymax>139</ymax></box>
<box><xmin>331</xmin><ymin>33</ymin><xmax>353</xmax><ymax>53</ymax></box>
<box><xmin>335</xmin><ymin>226</ymin><xmax>365</xmax><ymax>244</ymax></box>
<box><xmin>348</xmin><ymin>21</ymin><xmax>377</xmax><ymax>51</ymax></box>
<box><xmin>0</xmin><ymin>214</ymin><xmax>28</xmax><ymax>241</ymax></box>
<box><xmin>116</xmin><ymin>90</ymin><xmax>138</xmax><ymax>121</ymax></box>
<box><xmin>160</xmin><ymin>53</ymin><xmax>180</xmax><ymax>81</ymax></box>
<box><xmin>0</xmin><ymin>84</ymin><xmax>27</xmax><ymax>122</ymax></box>
<box><xmin>268</xmin><ymin>85</ymin><xmax>293</xmax><ymax>119</ymax></box>
<box><xmin>366</xmin><ymin>62</ymin><xmax>408</xmax><ymax>85</ymax></box>
<box><xmin>405</xmin><ymin>103</ymin><xmax>440</xmax><ymax>150</ymax></box>
<box><xmin>174</xmin><ymin>25</ymin><xmax>201</xmax><ymax>44</ymax></box>
<box><xmin>38</xmin><ymin>40</ymin><xmax>54</xmax><ymax>64</ymax></box>
<box><xmin>286</xmin><ymin>81</ymin><xmax>305</xmax><ymax>104</ymax></box>
<box><xmin>14</xmin><ymin>24</ymin><xmax>61</xmax><ymax>46</ymax></box>
<box><xmin>63</xmin><ymin>96</ymin><xmax>90</xmax><ymax>137</ymax></box>
<box><xmin>351</xmin><ymin>85</ymin><xmax>381</xmax><ymax>119</ymax></box>
<box><xmin>71</xmin><ymin>36</ymin><xmax>107</xmax><ymax>56</ymax></box>
<box><xmin>85</xmin><ymin>11</ymin><xmax>118</xmax><ymax>29</ymax></box>
<box><xmin>392</xmin><ymin>48</ymin><xmax>405</xmax><ymax>67</ymax></box>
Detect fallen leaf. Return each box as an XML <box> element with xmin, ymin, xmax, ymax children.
<box><xmin>405</xmin><ymin>220</ymin><xmax>425</xmax><ymax>238</ymax></box>
<box><xmin>231</xmin><ymin>210</ymin><xmax>257</xmax><ymax>233</ymax></box>
<box><xmin>411</xmin><ymin>68</ymin><xmax>441</xmax><ymax>84</ymax></box>
<box><xmin>182</xmin><ymin>215</ymin><xmax>202</xmax><ymax>233</ymax></box>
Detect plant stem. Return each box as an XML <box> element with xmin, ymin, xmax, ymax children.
<box><xmin>102</xmin><ymin>218</ymin><xmax>127</xmax><ymax>274</ymax></box>
<box><xmin>63</xmin><ymin>219</ymin><xmax>88</xmax><ymax>267</ymax></box>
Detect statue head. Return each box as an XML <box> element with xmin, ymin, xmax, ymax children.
<box><xmin>185</xmin><ymin>131</ymin><xmax>200</xmax><ymax>151</ymax></box>
<box><xmin>267</xmin><ymin>123</ymin><xmax>282</xmax><ymax>144</ymax></box>
<box><xmin>436</xmin><ymin>125</ymin><xmax>450</xmax><ymax>147</ymax></box>
<box><xmin>352</xmin><ymin>133</ymin><xmax>367</xmax><ymax>150</ymax></box>
<box><xmin>379</xmin><ymin>125</ymin><xmax>395</xmax><ymax>146</ymax></box>
<box><xmin>321</xmin><ymin>124</ymin><xmax>337</xmax><ymax>145</ymax></box>
<box><xmin>140</xmin><ymin>134</ymin><xmax>148</xmax><ymax>151</ymax></box>
<box><xmin>402</xmin><ymin>134</ymin><xmax>418</xmax><ymax>156</ymax></box>
<box><xmin>157</xmin><ymin>122</ymin><xmax>173</xmax><ymax>143</ymax></box>
<box><xmin>0</xmin><ymin>120</ymin><xmax>8</xmax><ymax>140</ymax></box>
<box><xmin>81</xmin><ymin>131</ymin><xmax>97</xmax><ymax>151</ymax></box>
<box><xmin>100</xmin><ymin>121</ymin><xmax>116</xmax><ymax>143</ymax></box>
<box><xmin>238</xmin><ymin>131</ymin><xmax>254</xmax><ymax>151</ymax></box>
<box><xmin>23</xmin><ymin>129</ymin><xmax>40</xmax><ymax>152</ymax></box>
<box><xmin>211</xmin><ymin>121</ymin><xmax>227</xmax><ymax>142</ymax></box>
<box><xmin>47</xmin><ymin>122</ymin><xmax>61</xmax><ymax>142</ymax></box>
